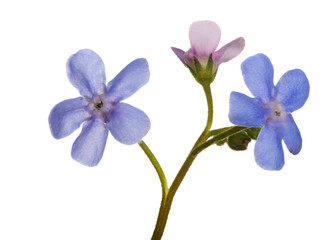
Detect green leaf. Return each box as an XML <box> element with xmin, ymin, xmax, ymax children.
<box><xmin>216</xmin><ymin>138</ymin><xmax>227</xmax><ymax>146</ymax></box>
<box><xmin>245</xmin><ymin>127</ymin><xmax>261</xmax><ymax>140</ymax></box>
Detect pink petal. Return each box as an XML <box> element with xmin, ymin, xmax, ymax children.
<box><xmin>214</xmin><ymin>37</ymin><xmax>245</xmax><ymax>65</ymax></box>
<box><xmin>171</xmin><ymin>47</ymin><xmax>186</xmax><ymax>65</ymax></box>
<box><xmin>184</xmin><ymin>49</ymin><xmax>196</xmax><ymax>66</ymax></box>
<box><xmin>189</xmin><ymin>20</ymin><xmax>221</xmax><ymax>57</ymax></box>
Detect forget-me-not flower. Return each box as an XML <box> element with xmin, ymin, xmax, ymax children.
<box><xmin>229</xmin><ymin>54</ymin><xmax>309</xmax><ymax>170</ymax></box>
<box><xmin>172</xmin><ymin>20</ymin><xmax>245</xmax><ymax>73</ymax></box>
<box><xmin>49</xmin><ymin>49</ymin><xmax>150</xmax><ymax>167</ymax></box>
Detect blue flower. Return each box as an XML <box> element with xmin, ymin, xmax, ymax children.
<box><xmin>49</xmin><ymin>49</ymin><xmax>151</xmax><ymax>167</ymax></box>
<box><xmin>229</xmin><ymin>54</ymin><xmax>309</xmax><ymax>170</ymax></box>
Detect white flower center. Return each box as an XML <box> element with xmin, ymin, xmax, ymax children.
<box><xmin>89</xmin><ymin>95</ymin><xmax>113</xmax><ymax>120</ymax></box>
<box><xmin>265</xmin><ymin>101</ymin><xmax>286</xmax><ymax>123</ymax></box>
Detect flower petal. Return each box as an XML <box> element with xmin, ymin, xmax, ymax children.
<box><xmin>67</xmin><ymin>49</ymin><xmax>106</xmax><ymax>98</ymax></box>
<box><xmin>49</xmin><ymin>97</ymin><xmax>91</xmax><ymax>139</ymax></box>
<box><xmin>282</xmin><ymin>114</ymin><xmax>302</xmax><ymax>155</ymax></box>
<box><xmin>106</xmin><ymin>103</ymin><xmax>150</xmax><ymax>145</ymax></box>
<box><xmin>71</xmin><ymin>117</ymin><xmax>108</xmax><ymax>167</ymax></box>
<box><xmin>214</xmin><ymin>37</ymin><xmax>245</xmax><ymax>65</ymax></box>
<box><xmin>189</xmin><ymin>20</ymin><xmax>221</xmax><ymax>57</ymax></box>
<box><xmin>171</xmin><ymin>47</ymin><xmax>186</xmax><ymax>65</ymax></box>
<box><xmin>105</xmin><ymin>58</ymin><xmax>149</xmax><ymax>102</ymax></box>
<box><xmin>275</xmin><ymin>69</ymin><xmax>310</xmax><ymax>113</ymax></box>
<box><xmin>229</xmin><ymin>91</ymin><xmax>266</xmax><ymax>127</ymax></box>
<box><xmin>254</xmin><ymin>125</ymin><xmax>284</xmax><ymax>170</ymax></box>
<box><xmin>241</xmin><ymin>53</ymin><xmax>275</xmax><ymax>102</ymax></box>
<box><xmin>184</xmin><ymin>49</ymin><xmax>196</xmax><ymax>66</ymax></box>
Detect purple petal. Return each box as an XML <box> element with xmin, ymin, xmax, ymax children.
<box><xmin>189</xmin><ymin>20</ymin><xmax>221</xmax><ymax>57</ymax></box>
<box><xmin>67</xmin><ymin>49</ymin><xmax>106</xmax><ymax>99</ymax></box>
<box><xmin>106</xmin><ymin>103</ymin><xmax>150</xmax><ymax>145</ymax></box>
<box><xmin>254</xmin><ymin>125</ymin><xmax>284</xmax><ymax>171</ymax></box>
<box><xmin>171</xmin><ymin>47</ymin><xmax>186</xmax><ymax>65</ymax></box>
<box><xmin>282</xmin><ymin>114</ymin><xmax>302</xmax><ymax>155</ymax></box>
<box><xmin>241</xmin><ymin>53</ymin><xmax>275</xmax><ymax>102</ymax></box>
<box><xmin>276</xmin><ymin>69</ymin><xmax>310</xmax><ymax>113</ymax></box>
<box><xmin>229</xmin><ymin>92</ymin><xmax>266</xmax><ymax>127</ymax></box>
<box><xmin>214</xmin><ymin>37</ymin><xmax>245</xmax><ymax>65</ymax></box>
<box><xmin>71</xmin><ymin>117</ymin><xmax>108</xmax><ymax>167</ymax></box>
<box><xmin>105</xmin><ymin>58</ymin><xmax>149</xmax><ymax>102</ymax></box>
<box><xmin>184</xmin><ymin>49</ymin><xmax>196</xmax><ymax>66</ymax></box>
<box><xmin>49</xmin><ymin>97</ymin><xmax>91</xmax><ymax>139</ymax></box>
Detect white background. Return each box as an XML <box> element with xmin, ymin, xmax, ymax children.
<box><xmin>0</xmin><ymin>0</ymin><xmax>333</xmax><ymax>239</ymax></box>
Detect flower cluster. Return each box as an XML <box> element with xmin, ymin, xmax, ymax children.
<box><xmin>48</xmin><ymin>20</ymin><xmax>310</xmax><ymax>240</ymax></box>
<box><xmin>49</xmin><ymin>21</ymin><xmax>309</xmax><ymax>172</ymax></box>
<box><xmin>49</xmin><ymin>49</ymin><xmax>150</xmax><ymax>166</ymax></box>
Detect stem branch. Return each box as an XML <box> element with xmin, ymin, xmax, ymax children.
<box><xmin>151</xmin><ymin>84</ymin><xmax>213</xmax><ymax>240</ymax></box>
<box><xmin>139</xmin><ymin>141</ymin><xmax>168</xmax><ymax>201</ymax></box>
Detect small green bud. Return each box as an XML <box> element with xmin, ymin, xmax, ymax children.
<box><xmin>227</xmin><ymin>132</ymin><xmax>251</xmax><ymax>151</ymax></box>
<box><xmin>215</xmin><ymin>127</ymin><xmax>262</xmax><ymax>151</ymax></box>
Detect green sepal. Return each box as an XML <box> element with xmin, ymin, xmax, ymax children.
<box><xmin>205</xmin><ymin>54</ymin><xmax>217</xmax><ymax>83</ymax></box>
<box><xmin>186</xmin><ymin>54</ymin><xmax>217</xmax><ymax>86</ymax></box>
<box><xmin>206</xmin><ymin>54</ymin><xmax>214</xmax><ymax>74</ymax></box>
<box><xmin>187</xmin><ymin>66</ymin><xmax>201</xmax><ymax>84</ymax></box>
<box><xmin>210</xmin><ymin>69</ymin><xmax>217</xmax><ymax>83</ymax></box>
<box><xmin>193</xmin><ymin>56</ymin><xmax>203</xmax><ymax>74</ymax></box>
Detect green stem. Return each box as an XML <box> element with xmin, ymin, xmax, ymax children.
<box><xmin>191</xmin><ymin>84</ymin><xmax>214</xmax><ymax>150</ymax></box>
<box><xmin>151</xmin><ymin>84</ymin><xmax>213</xmax><ymax>240</ymax></box>
<box><xmin>139</xmin><ymin>141</ymin><xmax>168</xmax><ymax>201</ymax></box>
<box><xmin>151</xmin><ymin>126</ymin><xmax>250</xmax><ymax>239</ymax></box>
<box><xmin>193</xmin><ymin>126</ymin><xmax>251</xmax><ymax>156</ymax></box>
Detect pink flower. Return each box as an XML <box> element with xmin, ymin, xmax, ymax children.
<box><xmin>172</xmin><ymin>20</ymin><xmax>245</xmax><ymax>72</ymax></box>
